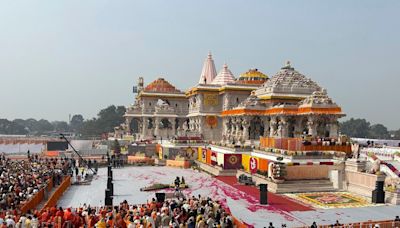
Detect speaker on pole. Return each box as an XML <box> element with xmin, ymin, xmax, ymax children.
<box><xmin>259</xmin><ymin>184</ymin><xmax>268</xmax><ymax>205</ymax></box>
<box><xmin>372</xmin><ymin>181</ymin><xmax>385</xmax><ymax>203</ymax></box>
<box><xmin>107</xmin><ymin>176</ymin><xmax>114</xmax><ymax>196</ymax></box>
<box><xmin>105</xmin><ymin>189</ymin><xmax>113</xmax><ymax>206</ymax></box>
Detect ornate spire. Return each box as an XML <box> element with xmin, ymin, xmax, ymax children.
<box><xmin>198</xmin><ymin>52</ymin><xmax>217</xmax><ymax>84</ymax></box>
<box><xmin>211</xmin><ymin>63</ymin><xmax>235</xmax><ymax>85</ymax></box>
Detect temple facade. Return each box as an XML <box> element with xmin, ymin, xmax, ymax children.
<box><xmin>121</xmin><ymin>53</ymin><xmax>343</xmax><ymax>143</ymax></box>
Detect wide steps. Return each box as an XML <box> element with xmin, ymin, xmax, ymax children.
<box><xmin>275</xmin><ymin>180</ymin><xmax>336</xmax><ymax>193</ymax></box>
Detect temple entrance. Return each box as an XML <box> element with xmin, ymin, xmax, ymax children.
<box><xmin>249</xmin><ymin>116</ymin><xmax>264</xmax><ymax>140</ymax></box>
<box><xmin>129</xmin><ymin>119</ymin><xmax>140</xmax><ymax>133</ymax></box>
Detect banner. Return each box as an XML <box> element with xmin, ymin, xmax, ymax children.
<box><xmin>203</xmin><ymin>93</ymin><xmax>218</xmax><ymax>106</ymax></box>
<box><xmin>224</xmin><ymin>154</ymin><xmax>242</xmax><ymax>169</ymax></box>
<box><xmin>211</xmin><ymin>151</ymin><xmax>217</xmax><ymax>165</ymax></box>
<box><xmin>206</xmin><ymin>116</ymin><xmax>218</xmax><ymax>128</ymax></box>
<box><xmin>249</xmin><ymin>157</ymin><xmax>258</xmax><ymax>173</ymax></box>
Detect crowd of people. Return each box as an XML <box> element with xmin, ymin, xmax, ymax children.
<box><xmin>9</xmin><ymin>195</ymin><xmax>234</xmax><ymax>228</ymax></box>
<box><xmin>0</xmin><ymin>154</ymin><xmax>70</xmax><ymax>212</ymax></box>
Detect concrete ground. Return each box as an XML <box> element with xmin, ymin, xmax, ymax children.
<box><xmin>57</xmin><ymin>166</ymin><xmax>400</xmax><ymax>227</ymax></box>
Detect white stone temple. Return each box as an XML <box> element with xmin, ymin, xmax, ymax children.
<box><xmin>122</xmin><ymin>53</ymin><xmax>343</xmax><ymax>143</ymax></box>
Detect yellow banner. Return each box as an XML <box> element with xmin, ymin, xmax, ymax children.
<box><xmin>203</xmin><ymin>93</ymin><xmax>218</xmax><ymax>106</ymax></box>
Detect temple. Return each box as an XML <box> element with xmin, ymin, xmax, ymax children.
<box><xmin>122</xmin><ymin>55</ymin><xmax>342</xmax><ymax>144</ymax></box>
<box><xmin>117</xmin><ymin>53</ymin><xmax>399</xmax><ymax>204</ymax></box>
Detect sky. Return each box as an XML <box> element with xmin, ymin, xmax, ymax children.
<box><xmin>0</xmin><ymin>0</ymin><xmax>399</xmax><ymax>129</ymax></box>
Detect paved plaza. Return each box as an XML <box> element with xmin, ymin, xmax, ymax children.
<box><xmin>58</xmin><ymin>167</ymin><xmax>400</xmax><ymax>227</ymax></box>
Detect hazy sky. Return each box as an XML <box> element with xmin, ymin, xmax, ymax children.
<box><xmin>1</xmin><ymin>1</ymin><xmax>399</xmax><ymax>129</ymax></box>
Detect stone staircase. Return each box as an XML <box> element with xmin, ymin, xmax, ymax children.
<box><xmin>275</xmin><ymin>179</ymin><xmax>336</xmax><ymax>194</ymax></box>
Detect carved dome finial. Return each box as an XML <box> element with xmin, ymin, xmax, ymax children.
<box><xmin>281</xmin><ymin>60</ymin><xmax>294</xmax><ymax>70</ymax></box>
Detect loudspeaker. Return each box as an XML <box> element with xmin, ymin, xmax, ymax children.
<box><xmin>259</xmin><ymin>184</ymin><xmax>268</xmax><ymax>205</ymax></box>
<box><xmin>155</xmin><ymin>193</ymin><xmax>166</xmax><ymax>203</ymax></box>
<box><xmin>107</xmin><ymin>177</ymin><xmax>114</xmax><ymax>196</ymax></box>
<box><xmin>372</xmin><ymin>181</ymin><xmax>385</xmax><ymax>204</ymax></box>
<box><xmin>105</xmin><ymin>189</ymin><xmax>113</xmax><ymax>206</ymax></box>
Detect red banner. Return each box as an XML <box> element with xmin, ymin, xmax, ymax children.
<box><xmin>224</xmin><ymin>154</ymin><xmax>242</xmax><ymax>169</ymax></box>
<box><xmin>249</xmin><ymin>157</ymin><xmax>258</xmax><ymax>173</ymax></box>
<box><xmin>211</xmin><ymin>151</ymin><xmax>217</xmax><ymax>165</ymax></box>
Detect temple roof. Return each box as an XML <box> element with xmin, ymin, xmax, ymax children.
<box><xmin>298</xmin><ymin>89</ymin><xmax>338</xmax><ymax>107</ymax></box>
<box><xmin>211</xmin><ymin>64</ymin><xmax>236</xmax><ymax>85</ymax></box>
<box><xmin>143</xmin><ymin>78</ymin><xmax>182</xmax><ymax>93</ymax></box>
<box><xmin>198</xmin><ymin>52</ymin><xmax>217</xmax><ymax>84</ymax></box>
<box><xmin>255</xmin><ymin>61</ymin><xmax>322</xmax><ymax>98</ymax></box>
<box><xmin>236</xmin><ymin>68</ymin><xmax>268</xmax><ymax>85</ymax></box>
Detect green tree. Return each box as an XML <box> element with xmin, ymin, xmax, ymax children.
<box><xmin>340</xmin><ymin>118</ymin><xmax>371</xmax><ymax>138</ymax></box>
<box><xmin>79</xmin><ymin>105</ymin><xmax>126</xmax><ymax>137</ymax></box>
<box><xmin>36</xmin><ymin>119</ymin><xmax>54</xmax><ymax>134</ymax></box>
<box><xmin>0</xmin><ymin>119</ymin><xmax>28</xmax><ymax>135</ymax></box>
<box><xmin>52</xmin><ymin>121</ymin><xmax>70</xmax><ymax>132</ymax></box>
<box><xmin>392</xmin><ymin>129</ymin><xmax>400</xmax><ymax>140</ymax></box>
<box><xmin>369</xmin><ymin>124</ymin><xmax>390</xmax><ymax>139</ymax></box>
<box><xmin>70</xmin><ymin>114</ymin><xmax>84</xmax><ymax>132</ymax></box>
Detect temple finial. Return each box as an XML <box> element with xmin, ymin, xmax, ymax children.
<box><xmin>281</xmin><ymin>60</ymin><xmax>294</xmax><ymax>70</ymax></box>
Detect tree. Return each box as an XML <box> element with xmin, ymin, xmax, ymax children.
<box><xmin>340</xmin><ymin>118</ymin><xmax>371</xmax><ymax>138</ymax></box>
<box><xmin>369</xmin><ymin>124</ymin><xmax>390</xmax><ymax>139</ymax></box>
<box><xmin>52</xmin><ymin>121</ymin><xmax>69</xmax><ymax>132</ymax></box>
<box><xmin>70</xmin><ymin>114</ymin><xmax>84</xmax><ymax>132</ymax></box>
<box><xmin>392</xmin><ymin>129</ymin><xmax>400</xmax><ymax>140</ymax></box>
<box><xmin>0</xmin><ymin>119</ymin><xmax>28</xmax><ymax>135</ymax></box>
<box><xmin>36</xmin><ymin>119</ymin><xmax>54</xmax><ymax>134</ymax></box>
<box><xmin>80</xmin><ymin>105</ymin><xmax>126</xmax><ymax>137</ymax></box>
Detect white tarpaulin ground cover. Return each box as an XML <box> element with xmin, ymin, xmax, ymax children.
<box><xmin>58</xmin><ymin>167</ymin><xmax>400</xmax><ymax>227</ymax></box>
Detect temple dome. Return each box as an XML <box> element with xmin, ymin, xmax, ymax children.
<box><xmin>236</xmin><ymin>68</ymin><xmax>268</xmax><ymax>85</ymax></box>
<box><xmin>255</xmin><ymin>61</ymin><xmax>322</xmax><ymax>97</ymax></box>
<box><xmin>144</xmin><ymin>78</ymin><xmax>182</xmax><ymax>93</ymax></box>
<box><xmin>211</xmin><ymin>64</ymin><xmax>236</xmax><ymax>85</ymax></box>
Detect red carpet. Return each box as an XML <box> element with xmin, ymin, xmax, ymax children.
<box><xmin>216</xmin><ymin>176</ymin><xmax>313</xmax><ymax>212</ymax></box>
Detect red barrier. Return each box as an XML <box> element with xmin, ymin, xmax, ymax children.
<box><xmin>20</xmin><ymin>188</ymin><xmax>45</xmax><ymax>214</ymax></box>
<box><xmin>41</xmin><ymin>176</ymin><xmax>71</xmax><ymax>211</ymax></box>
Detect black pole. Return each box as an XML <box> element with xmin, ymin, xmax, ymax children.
<box><xmin>59</xmin><ymin>133</ymin><xmax>96</xmax><ymax>174</ymax></box>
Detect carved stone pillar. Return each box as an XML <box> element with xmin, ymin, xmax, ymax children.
<box><xmin>307</xmin><ymin>116</ymin><xmax>317</xmax><ymax>137</ymax></box>
<box><xmin>142</xmin><ymin>117</ymin><xmax>148</xmax><ymax>139</ymax></box>
<box><xmin>235</xmin><ymin>118</ymin><xmax>242</xmax><ymax>140</ymax></box>
<box><xmin>270</xmin><ymin>116</ymin><xmax>277</xmax><ymax>137</ymax></box>
<box><xmin>262</xmin><ymin>117</ymin><xmax>270</xmax><ymax>137</ymax></box>
<box><xmin>279</xmin><ymin>116</ymin><xmax>289</xmax><ymax>138</ymax></box>
<box><xmin>170</xmin><ymin>117</ymin><xmax>176</xmax><ymax>136</ymax></box>
<box><xmin>329</xmin><ymin>118</ymin><xmax>339</xmax><ymax>138</ymax></box>
<box><xmin>242</xmin><ymin>116</ymin><xmax>250</xmax><ymax>141</ymax></box>
<box><xmin>222</xmin><ymin>117</ymin><xmax>229</xmax><ymax>136</ymax></box>
<box><xmin>231</xmin><ymin>118</ymin><xmax>237</xmax><ymax>139</ymax></box>
<box><xmin>293</xmin><ymin>117</ymin><xmax>303</xmax><ymax>138</ymax></box>
<box><xmin>154</xmin><ymin>117</ymin><xmax>160</xmax><ymax>138</ymax></box>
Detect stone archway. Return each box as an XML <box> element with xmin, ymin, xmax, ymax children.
<box><xmin>129</xmin><ymin>118</ymin><xmax>140</xmax><ymax>133</ymax></box>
